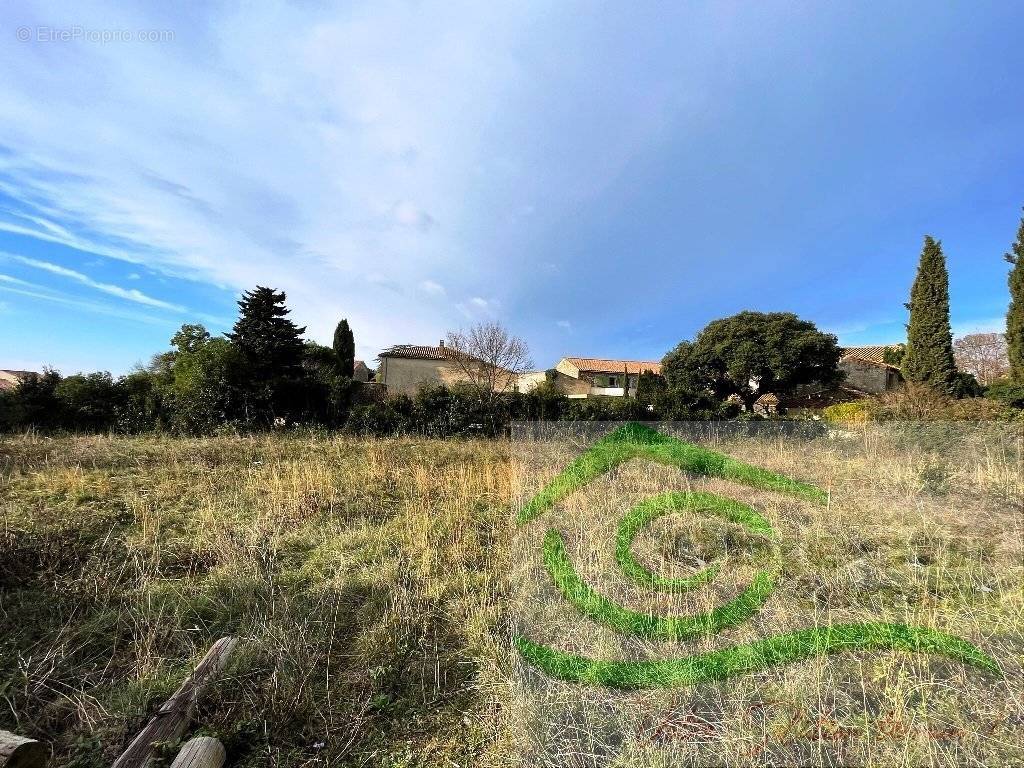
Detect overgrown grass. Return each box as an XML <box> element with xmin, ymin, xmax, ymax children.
<box><xmin>515</xmin><ymin>620</ymin><xmax>1000</xmax><ymax>689</ymax></box>
<box><xmin>518</xmin><ymin>423</ymin><xmax>827</xmax><ymax>525</ymax></box>
<box><xmin>615</xmin><ymin>491</ymin><xmax>770</xmax><ymax>592</ymax></box>
<box><xmin>1</xmin><ymin>423</ymin><xmax>1021</xmax><ymax>766</ymax></box>
<box><xmin>519</xmin><ymin>428</ymin><xmax>999</xmax><ymax>689</ymax></box>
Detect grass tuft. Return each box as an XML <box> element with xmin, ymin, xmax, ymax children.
<box><xmin>518</xmin><ymin>422</ymin><xmax>827</xmax><ymax>525</ymax></box>
<box><xmin>516</xmin><ymin>423</ymin><xmax>1002</xmax><ymax>691</ymax></box>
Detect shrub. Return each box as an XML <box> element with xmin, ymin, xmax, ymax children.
<box><xmin>0</xmin><ymin>369</ymin><xmax>62</xmax><ymax>431</ymax></box>
<box><xmin>55</xmin><ymin>372</ymin><xmax>119</xmax><ymax>432</ymax></box>
<box><xmin>867</xmin><ymin>382</ymin><xmax>1016</xmax><ymax>421</ymax></box>
<box><xmin>822</xmin><ymin>401</ymin><xmax>869</xmax><ymax>423</ymax></box>
<box><xmin>346</xmin><ymin>402</ymin><xmax>408</xmax><ymax>436</ymax></box>
<box><xmin>985</xmin><ymin>377</ymin><xmax>1024</xmax><ymax>408</ymax></box>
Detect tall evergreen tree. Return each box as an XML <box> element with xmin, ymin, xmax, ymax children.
<box><xmin>902</xmin><ymin>236</ymin><xmax>957</xmax><ymax>393</ymax></box>
<box><xmin>1005</xmin><ymin>208</ymin><xmax>1024</xmax><ymax>382</ymax></box>
<box><xmin>227</xmin><ymin>286</ymin><xmax>305</xmax><ymax>377</ymax></box>
<box><xmin>333</xmin><ymin>318</ymin><xmax>355</xmax><ymax>378</ymax></box>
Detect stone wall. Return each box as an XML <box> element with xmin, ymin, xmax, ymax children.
<box><xmin>840</xmin><ymin>358</ymin><xmax>892</xmax><ymax>394</ymax></box>
<box><xmin>379</xmin><ymin>357</ymin><xmax>471</xmax><ymax>396</ymax></box>
<box><xmin>379</xmin><ymin>357</ymin><xmax>516</xmax><ymax>397</ymax></box>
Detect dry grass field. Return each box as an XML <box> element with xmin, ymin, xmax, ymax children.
<box><xmin>1</xmin><ymin>423</ymin><xmax>1021</xmax><ymax>767</ymax></box>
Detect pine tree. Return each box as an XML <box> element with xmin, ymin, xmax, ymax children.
<box><xmin>332</xmin><ymin>319</ymin><xmax>355</xmax><ymax>378</ymax></box>
<box><xmin>902</xmin><ymin>236</ymin><xmax>957</xmax><ymax>393</ymax></box>
<box><xmin>1005</xmin><ymin>208</ymin><xmax>1024</xmax><ymax>382</ymax></box>
<box><xmin>227</xmin><ymin>286</ymin><xmax>305</xmax><ymax>377</ymax></box>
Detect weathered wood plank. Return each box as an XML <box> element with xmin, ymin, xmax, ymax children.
<box><xmin>168</xmin><ymin>737</ymin><xmax>225</xmax><ymax>768</ymax></box>
<box><xmin>111</xmin><ymin>637</ymin><xmax>238</xmax><ymax>768</ymax></box>
<box><xmin>0</xmin><ymin>730</ymin><xmax>47</xmax><ymax>768</ymax></box>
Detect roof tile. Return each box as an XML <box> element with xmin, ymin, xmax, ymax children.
<box><xmin>564</xmin><ymin>357</ymin><xmax>662</xmax><ymax>375</ymax></box>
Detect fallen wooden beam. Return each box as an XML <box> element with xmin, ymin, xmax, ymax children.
<box><xmin>111</xmin><ymin>637</ymin><xmax>238</xmax><ymax>768</ymax></box>
<box><xmin>169</xmin><ymin>737</ymin><xmax>225</xmax><ymax>768</ymax></box>
<box><xmin>0</xmin><ymin>730</ymin><xmax>47</xmax><ymax>768</ymax></box>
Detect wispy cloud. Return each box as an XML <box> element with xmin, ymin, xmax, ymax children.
<box><xmin>392</xmin><ymin>201</ymin><xmax>437</xmax><ymax>231</ymax></box>
<box><xmin>2</xmin><ymin>253</ymin><xmax>185</xmax><ymax>312</ymax></box>
<box><xmin>0</xmin><ymin>1</ymin><xmax>1017</xmax><ymax>375</ymax></box>
<box><xmin>0</xmin><ymin>272</ymin><xmax>33</xmax><ymax>287</ymax></box>
<box><xmin>556</xmin><ymin>319</ymin><xmax>572</xmax><ymax>331</ymax></box>
<box><xmin>0</xmin><ymin>280</ymin><xmax>168</xmax><ymax>326</ymax></box>
<box><xmin>419</xmin><ymin>279</ymin><xmax>446</xmax><ymax>297</ymax></box>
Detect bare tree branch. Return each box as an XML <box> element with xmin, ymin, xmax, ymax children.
<box><xmin>445</xmin><ymin>322</ymin><xmax>532</xmax><ymax>406</ymax></box>
<box><xmin>953</xmin><ymin>332</ymin><xmax>1009</xmax><ymax>386</ymax></box>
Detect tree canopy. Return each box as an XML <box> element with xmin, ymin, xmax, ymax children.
<box><xmin>227</xmin><ymin>286</ymin><xmax>305</xmax><ymax>377</ymax></box>
<box><xmin>664</xmin><ymin>311</ymin><xmax>842</xmax><ymax>409</ymax></box>
<box><xmin>333</xmin><ymin>319</ymin><xmax>355</xmax><ymax>378</ymax></box>
<box><xmin>902</xmin><ymin>236</ymin><xmax>957</xmax><ymax>393</ymax></box>
<box><xmin>1006</xmin><ymin>208</ymin><xmax>1024</xmax><ymax>382</ymax></box>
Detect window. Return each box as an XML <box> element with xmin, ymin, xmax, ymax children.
<box><xmin>607</xmin><ymin>376</ymin><xmax>618</xmax><ymax>387</ymax></box>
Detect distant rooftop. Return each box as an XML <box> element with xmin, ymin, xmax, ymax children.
<box><xmin>563</xmin><ymin>357</ymin><xmax>662</xmax><ymax>375</ymax></box>
<box><xmin>0</xmin><ymin>369</ymin><xmax>35</xmax><ymax>392</ymax></box>
<box><xmin>840</xmin><ymin>344</ymin><xmax>901</xmax><ymax>369</ymax></box>
<box><xmin>378</xmin><ymin>343</ymin><xmax>467</xmax><ymax>362</ymax></box>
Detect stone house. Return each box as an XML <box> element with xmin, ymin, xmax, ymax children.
<box><xmin>518</xmin><ymin>357</ymin><xmax>662</xmax><ymax>398</ymax></box>
<box><xmin>352</xmin><ymin>360</ymin><xmax>371</xmax><ymax>383</ymax></box>
<box><xmin>376</xmin><ymin>342</ymin><xmax>515</xmax><ymax>397</ymax></box>
<box><xmin>0</xmin><ymin>370</ymin><xmax>34</xmax><ymax>392</ymax></box>
<box><xmin>839</xmin><ymin>346</ymin><xmax>902</xmax><ymax>394</ymax></box>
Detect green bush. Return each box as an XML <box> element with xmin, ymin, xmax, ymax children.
<box><xmin>985</xmin><ymin>378</ymin><xmax>1024</xmax><ymax>408</ymax></box>
<box><xmin>822</xmin><ymin>401</ymin><xmax>869</xmax><ymax>423</ymax></box>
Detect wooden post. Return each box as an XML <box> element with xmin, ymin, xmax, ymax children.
<box><xmin>169</xmin><ymin>737</ymin><xmax>225</xmax><ymax>768</ymax></box>
<box><xmin>0</xmin><ymin>730</ymin><xmax>47</xmax><ymax>768</ymax></box>
<box><xmin>111</xmin><ymin>637</ymin><xmax>238</xmax><ymax>768</ymax></box>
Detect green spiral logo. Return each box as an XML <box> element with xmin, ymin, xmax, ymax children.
<box><xmin>515</xmin><ymin>423</ymin><xmax>999</xmax><ymax>689</ymax></box>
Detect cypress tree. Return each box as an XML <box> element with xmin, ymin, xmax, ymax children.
<box><xmin>902</xmin><ymin>236</ymin><xmax>957</xmax><ymax>393</ymax></box>
<box><xmin>227</xmin><ymin>286</ymin><xmax>305</xmax><ymax>377</ymax></box>
<box><xmin>1005</xmin><ymin>208</ymin><xmax>1024</xmax><ymax>381</ymax></box>
<box><xmin>333</xmin><ymin>319</ymin><xmax>355</xmax><ymax>378</ymax></box>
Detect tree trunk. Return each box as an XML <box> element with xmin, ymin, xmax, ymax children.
<box><xmin>111</xmin><ymin>637</ymin><xmax>238</xmax><ymax>768</ymax></box>
<box><xmin>0</xmin><ymin>731</ymin><xmax>47</xmax><ymax>768</ymax></box>
<box><xmin>169</xmin><ymin>737</ymin><xmax>225</xmax><ymax>768</ymax></box>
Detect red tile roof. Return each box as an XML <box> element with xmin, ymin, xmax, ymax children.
<box><xmin>378</xmin><ymin>344</ymin><xmax>512</xmax><ymax>373</ymax></box>
<box><xmin>840</xmin><ymin>345</ymin><xmax>901</xmax><ymax>369</ymax></box>
<box><xmin>378</xmin><ymin>344</ymin><xmax>469</xmax><ymax>361</ymax></box>
<box><xmin>564</xmin><ymin>357</ymin><xmax>662</xmax><ymax>375</ymax></box>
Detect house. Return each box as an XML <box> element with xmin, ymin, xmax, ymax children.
<box><xmin>518</xmin><ymin>357</ymin><xmax>662</xmax><ymax>398</ymax></box>
<box><xmin>753</xmin><ymin>393</ymin><xmax>780</xmax><ymax>416</ymax></box>
<box><xmin>0</xmin><ymin>370</ymin><xmax>34</xmax><ymax>393</ymax></box>
<box><xmin>353</xmin><ymin>360</ymin><xmax>372</xmax><ymax>383</ymax></box>
<box><xmin>839</xmin><ymin>345</ymin><xmax>902</xmax><ymax>394</ymax></box>
<box><xmin>376</xmin><ymin>341</ymin><xmax>515</xmax><ymax>396</ymax></box>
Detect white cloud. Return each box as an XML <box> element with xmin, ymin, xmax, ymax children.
<box><xmin>0</xmin><ymin>280</ymin><xmax>168</xmax><ymax>326</ymax></box>
<box><xmin>2</xmin><ymin>253</ymin><xmax>185</xmax><ymax>312</ymax></box>
<box><xmin>0</xmin><ymin>272</ymin><xmax>32</xmax><ymax>287</ymax></box>
<box><xmin>127</xmin><ymin>272</ymin><xmax>141</xmax><ymax>280</ymax></box>
<box><xmin>392</xmin><ymin>200</ymin><xmax>436</xmax><ymax>231</ymax></box>
<box><xmin>0</xmin><ymin>1</ymin><xmax>555</xmax><ymax>362</ymax></box>
<box><xmin>419</xmin><ymin>279</ymin><xmax>446</xmax><ymax>296</ymax></box>
<box><xmin>556</xmin><ymin>319</ymin><xmax>572</xmax><ymax>331</ymax></box>
<box><xmin>0</xmin><ymin>1</ymin><xmax>692</xmax><ymax>366</ymax></box>
<box><xmin>470</xmin><ymin>297</ymin><xmax>489</xmax><ymax>309</ymax></box>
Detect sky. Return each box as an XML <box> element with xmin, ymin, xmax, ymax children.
<box><xmin>0</xmin><ymin>1</ymin><xmax>1020</xmax><ymax>375</ymax></box>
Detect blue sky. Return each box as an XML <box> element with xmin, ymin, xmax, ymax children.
<box><xmin>0</xmin><ymin>1</ymin><xmax>1020</xmax><ymax>375</ymax></box>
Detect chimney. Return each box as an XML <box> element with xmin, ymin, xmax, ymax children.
<box><xmin>439</xmin><ymin>339</ymin><xmax>445</xmax><ymax>347</ymax></box>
